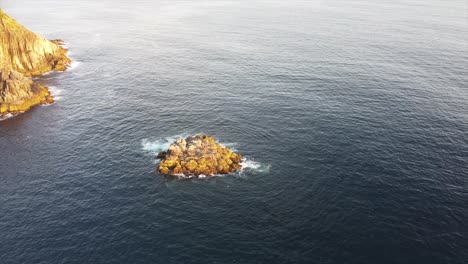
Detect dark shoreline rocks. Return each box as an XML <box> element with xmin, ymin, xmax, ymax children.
<box><xmin>0</xmin><ymin>9</ymin><xmax>71</xmax><ymax>117</ymax></box>
<box><xmin>157</xmin><ymin>135</ymin><xmax>243</xmax><ymax>177</ymax></box>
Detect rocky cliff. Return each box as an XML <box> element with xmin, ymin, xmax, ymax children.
<box><xmin>0</xmin><ymin>9</ymin><xmax>71</xmax><ymax>117</ymax></box>
<box><xmin>0</xmin><ymin>69</ymin><xmax>54</xmax><ymax>114</ymax></box>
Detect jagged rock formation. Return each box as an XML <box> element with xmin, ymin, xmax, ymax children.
<box><xmin>0</xmin><ymin>69</ymin><xmax>54</xmax><ymax>114</ymax></box>
<box><xmin>0</xmin><ymin>9</ymin><xmax>71</xmax><ymax>117</ymax></box>
<box><xmin>157</xmin><ymin>135</ymin><xmax>243</xmax><ymax>177</ymax></box>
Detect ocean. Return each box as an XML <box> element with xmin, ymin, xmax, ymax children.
<box><xmin>0</xmin><ymin>0</ymin><xmax>467</xmax><ymax>263</ymax></box>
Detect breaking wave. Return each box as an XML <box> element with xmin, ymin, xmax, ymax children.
<box><xmin>68</xmin><ymin>60</ymin><xmax>81</xmax><ymax>71</ymax></box>
<box><xmin>141</xmin><ymin>134</ymin><xmax>193</xmax><ymax>154</ymax></box>
<box><xmin>62</xmin><ymin>41</ymin><xmax>81</xmax><ymax>71</ymax></box>
<box><xmin>0</xmin><ymin>113</ymin><xmax>15</xmax><ymax>121</ymax></box>
<box><xmin>240</xmin><ymin>158</ymin><xmax>270</xmax><ymax>173</ymax></box>
<box><xmin>48</xmin><ymin>86</ymin><xmax>62</xmax><ymax>101</ymax></box>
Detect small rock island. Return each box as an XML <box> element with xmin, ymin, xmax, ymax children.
<box><xmin>0</xmin><ymin>9</ymin><xmax>71</xmax><ymax>117</ymax></box>
<box><xmin>157</xmin><ymin>135</ymin><xmax>243</xmax><ymax>177</ymax></box>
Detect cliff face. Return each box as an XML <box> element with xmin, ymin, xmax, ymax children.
<box><xmin>0</xmin><ymin>69</ymin><xmax>54</xmax><ymax>114</ymax></box>
<box><xmin>0</xmin><ymin>9</ymin><xmax>70</xmax><ymax>117</ymax></box>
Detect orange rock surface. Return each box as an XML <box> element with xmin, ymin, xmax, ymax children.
<box><xmin>0</xmin><ymin>69</ymin><xmax>54</xmax><ymax>115</ymax></box>
<box><xmin>0</xmin><ymin>9</ymin><xmax>71</xmax><ymax>117</ymax></box>
<box><xmin>157</xmin><ymin>135</ymin><xmax>243</xmax><ymax>177</ymax></box>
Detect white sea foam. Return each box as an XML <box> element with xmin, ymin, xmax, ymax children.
<box><xmin>142</xmin><ymin>138</ymin><xmax>171</xmax><ymax>154</ymax></box>
<box><xmin>0</xmin><ymin>113</ymin><xmax>15</xmax><ymax>121</ymax></box>
<box><xmin>240</xmin><ymin>159</ymin><xmax>261</xmax><ymax>170</ymax></box>
<box><xmin>61</xmin><ymin>41</ymin><xmax>81</xmax><ymax>71</ymax></box>
<box><xmin>48</xmin><ymin>86</ymin><xmax>62</xmax><ymax>101</ymax></box>
<box><xmin>68</xmin><ymin>60</ymin><xmax>81</xmax><ymax>71</ymax></box>
<box><xmin>59</xmin><ymin>40</ymin><xmax>80</xmax><ymax>71</ymax></box>
<box><xmin>240</xmin><ymin>158</ymin><xmax>271</xmax><ymax>174</ymax></box>
<box><xmin>221</xmin><ymin>142</ymin><xmax>239</xmax><ymax>151</ymax></box>
<box><xmin>141</xmin><ymin>133</ymin><xmax>193</xmax><ymax>154</ymax></box>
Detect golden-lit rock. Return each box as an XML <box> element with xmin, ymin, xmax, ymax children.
<box><xmin>0</xmin><ymin>69</ymin><xmax>54</xmax><ymax>116</ymax></box>
<box><xmin>157</xmin><ymin>135</ymin><xmax>243</xmax><ymax>177</ymax></box>
<box><xmin>186</xmin><ymin>160</ymin><xmax>198</xmax><ymax>171</ymax></box>
<box><xmin>0</xmin><ymin>9</ymin><xmax>71</xmax><ymax>117</ymax></box>
<box><xmin>159</xmin><ymin>166</ymin><xmax>169</xmax><ymax>175</ymax></box>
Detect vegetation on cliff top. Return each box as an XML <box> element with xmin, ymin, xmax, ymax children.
<box><xmin>0</xmin><ymin>9</ymin><xmax>21</xmax><ymax>30</ymax></box>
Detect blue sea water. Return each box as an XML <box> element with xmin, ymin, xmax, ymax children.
<box><xmin>0</xmin><ymin>0</ymin><xmax>467</xmax><ymax>263</ymax></box>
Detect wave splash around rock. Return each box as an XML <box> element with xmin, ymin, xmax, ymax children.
<box><xmin>157</xmin><ymin>135</ymin><xmax>242</xmax><ymax>177</ymax></box>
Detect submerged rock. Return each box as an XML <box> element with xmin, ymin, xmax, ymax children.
<box><xmin>0</xmin><ymin>9</ymin><xmax>71</xmax><ymax>117</ymax></box>
<box><xmin>157</xmin><ymin>135</ymin><xmax>243</xmax><ymax>177</ymax></box>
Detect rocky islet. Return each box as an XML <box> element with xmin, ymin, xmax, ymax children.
<box><xmin>157</xmin><ymin>135</ymin><xmax>243</xmax><ymax>177</ymax></box>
